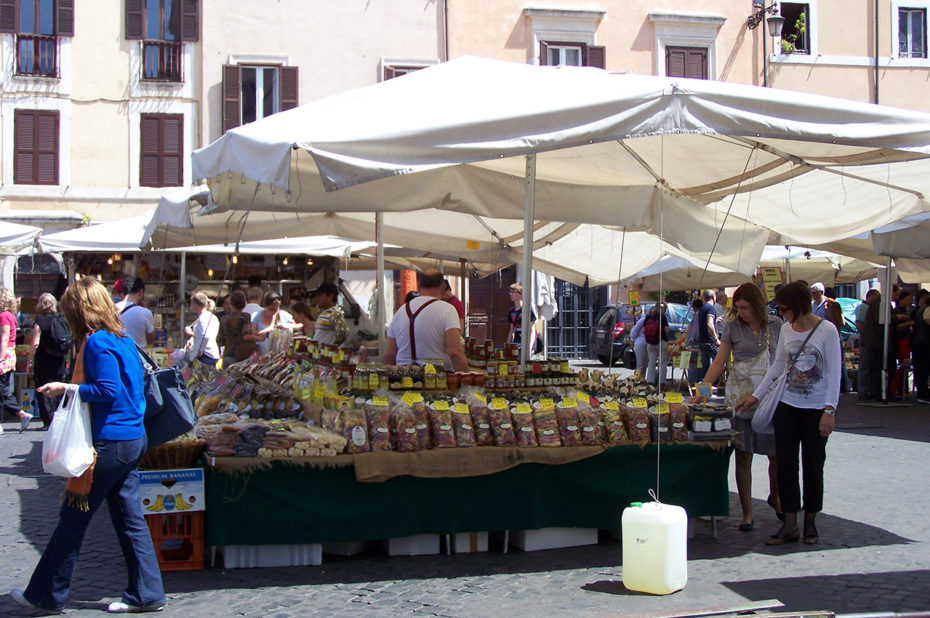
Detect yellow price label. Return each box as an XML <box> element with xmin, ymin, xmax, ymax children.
<box><xmin>491</xmin><ymin>398</ymin><xmax>507</xmax><ymax>410</ymax></box>
<box><xmin>368</xmin><ymin>373</ymin><xmax>380</xmax><ymax>389</ymax></box>
<box><xmin>372</xmin><ymin>396</ymin><xmax>389</xmax><ymax>407</ymax></box>
<box><xmin>632</xmin><ymin>398</ymin><xmax>648</xmax><ymax>409</ymax></box>
<box><xmin>402</xmin><ymin>392</ymin><xmax>423</xmax><ymax>405</ymax></box>
<box><xmin>454</xmin><ymin>402</ymin><xmax>469</xmax><ymax>413</ymax></box>
<box><xmin>664</xmin><ymin>392</ymin><xmax>683</xmax><ymax>403</ymax></box>
<box><xmin>433</xmin><ymin>400</ymin><xmax>450</xmax><ymax>411</ymax></box>
<box><xmin>560</xmin><ymin>397</ymin><xmax>578</xmax><ymax>408</ymax></box>
<box><xmin>539</xmin><ymin>398</ymin><xmax>555</xmax><ymax>409</ymax></box>
<box><xmin>465</xmin><ymin>239</ymin><xmax>481</xmax><ymax>251</ymax></box>
<box><xmin>499</xmin><ymin>363</ymin><xmax>509</xmax><ymax>377</ymax></box>
<box><xmin>575</xmin><ymin>391</ymin><xmax>590</xmax><ymax>403</ymax></box>
<box><xmin>424</xmin><ymin>364</ymin><xmax>437</xmax><ymax>375</ymax></box>
<box><xmin>604</xmin><ymin>401</ymin><xmax>620</xmax><ymax>411</ymax></box>
<box><xmin>475</xmin><ymin>392</ymin><xmax>487</xmax><ymax>403</ymax></box>
<box><xmin>515</xmin><ymin>403</ymin><xmax>532</xmax><ymax>414</ymax></box>
<box><xmin>560</xmin><ymin>361</ymin><xmax>569</xmax><ymax>374</ymax></box>
<box><xmin>656</xmin><ymin>402</ymin><xmax>670</xmax><ymax>414</ymax></box>
<box><xmin>401</xmin><ymin>376</ymin><xmax>413</xmax><ymax>388</ymax></box>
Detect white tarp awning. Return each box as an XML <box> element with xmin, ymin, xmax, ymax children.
<box><xmin>0</xmin><ymin>221</ymin><xmax>42</xmax><ymax>255</ymax></box>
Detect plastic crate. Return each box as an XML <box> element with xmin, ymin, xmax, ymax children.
<box><xmin>145</xmin><ymin>511</ymin><xmax>205</xmax><ymax>571</ymax></box>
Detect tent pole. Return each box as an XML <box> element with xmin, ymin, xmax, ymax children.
<box><xmin>522</xmin><ymin>154</ymin><xmax>536</xmax><ymax>370</ymax></box>
<box><xmin>179</xmin><ymin>251</ymin><xmax>187</xmax><ymax>350</ymax></box>
<box><xmin>881</xmin><ymin>258</ymin><xmax>893</xmax><ymax>402</ymax></box>
<box><xmin>459</xmin><ymin>258</ymin><xmax>467</xmax><ymax>336</ymax></box>
<box><xmin>376</xmin><ymin>212</ymin><xmax>386</xmax><ymax>359</ymax></box>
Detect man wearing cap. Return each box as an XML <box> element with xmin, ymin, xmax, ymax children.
<box><xmin>111</xmin><ymin>278</ymin><xmax>125</xmax><ymax>305</ymax></box>
<box><xmin>116</xmin><ymin>277</ymin><xmax>155</xmax><ymax>347</ymax></box>
<box><xmin>385</xmin><ymin>270</ymin><xmax>467</xmax><ymax>372</ymax></box>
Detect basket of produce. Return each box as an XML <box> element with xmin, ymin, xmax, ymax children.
<box><xmin>139</xmin><ymin>435</ymin><xmax>206</xmax><ymax>470</ymax></box>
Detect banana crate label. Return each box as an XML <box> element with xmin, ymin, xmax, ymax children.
<box><xmin>139</xmin><ymin>468</ymin><xmax>205</xmax><ymax>514</ymax></box>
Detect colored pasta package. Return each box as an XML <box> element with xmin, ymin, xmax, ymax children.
<box><xmin>602</xmin><ymin>405</ymin><xmax>629</xmax><ymax>445</ymax></box>
<box><xmin>391</xmin><ymin>404</ymin><xmax>420</xmax><ymax>452</ymax></box>
<box><xmin>342</xmin><ymin>408</ymin><xmax>370</xmax><ymax>453</ymax></box>
<box><xmin>411</xmin><ymin>402</ymin><xmax>433</xmax><ymax>450</ymax></box>
<box><xmin>532</xmin><ymin>406</ymin><xmax>560</xmax><ymax>447</ymax></box>
<box><xmin>625</xmin><ymin>406</ymin><xmax>651</xmax><ymax>443</ymax></box>
<box><xmin>669</xmin><ymin>403</ymin><xmax>689</xmax><ymax>442</ymax></box>
<box><xmin>487</xmin><ymin>406</ymin><xmax>516</xmax><ymax>446</ymax></box>
<box><xmin>452</xmin><ymin>406</ymin><xmax>477</xmax><ymax>447</ymax></box>
<box><xmin>320</xmin><ymin>409</ymin><xmax>344</xmax><ymax>437</ymax></box>
<box><xmin>366</xmin><ymin>403</ymin><xmax>393</xmax><ymax>451</ymax></box>
<box><xmin>512</xmin><ymin>409</ymin><xmax>539</xmax><ymax>448</ymax></box>
<box><xmin>555</xmin><ymin>403</ymin><xmax>582</xmax><ymax>447</ymax></box>
<box><xmin>577</xmin><ymin>404</ymin><xmax>601</xmax><ymax>446</ymax></box>
<box><xmin>468</xmin><ymin>402</ymin><xmax>494</xmax><ymax>446</ymax></box>
<box><xmin>429</xmin><ymin>405</ymin><xmax>457</xmax><ymax>448</ymax></box>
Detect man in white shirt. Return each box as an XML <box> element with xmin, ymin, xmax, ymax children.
<box><xmin>115</xmin><ymin>277</ymin><xmax>155</xmax><ymax>347</ymax></box>
<box><xmin>242</xmin><ymin>286</ymin><xmax>264</xmax><ymax>317</ymax></box>
<box><xmin>385</xmin><ymin>270</ymin><xmax>467</xmax><ymax>371</ymax></box>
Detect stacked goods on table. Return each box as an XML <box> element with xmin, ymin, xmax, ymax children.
<box><xmin>196</xmin><ymin>413</ymin><xmax>347</xmax><ymax>458</ymax></box>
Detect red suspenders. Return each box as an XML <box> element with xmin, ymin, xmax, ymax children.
<box><xmin>405</xmin><ymin>298</ymin><xmax>440</xmax><ymax>363</ymax></box>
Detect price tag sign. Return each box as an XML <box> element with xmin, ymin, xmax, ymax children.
<box><xmin>401</xmin><ymin>376</ymin><xmax>413</xmax><ymax>388</ymax></box>
<box><xmin>697</xmin><ymin>383</ymin><xmax>712</xmax><ymax>398</ymax></box>
<box><xmin>475</xmin><ymin>392</ymin><xmax>487</xmax><ymax>403</ymax></box>
<box><xmin>539</xmin><ymin>398</ymin><xmax>555</xmax><ymax>409</ymax></box>
<box><xmin>656</xmin><ymin>402</ymin><xmax>670</xmax><ymax>414</ymax></box>
<box><xmin>605</xmin><ymin>401</ymin><xmax>620</xmax><ymax>411</ymax></box>
<box><xmin>664</xmin><ymin>392</ymin><xmax>683</xmax><ymax>403</ymax></box>
<box><xmin>515</xmin><ymin>402</ymin><xmax>532</xmax><ymax>414</ymax></box>
<box><xmin>499</xmin><ymin>363</ymin><xmax>509</xmax><ymax>377</ymax></box>
<box><xmin>629</xmin><ymin>290</ymin><xmax>640</xmax><ymax>306</ymax></box>
<box><xmin>632</xmin><ymin>398</ymin><xmax>648</xmax><ymax>409</ymax></box>
<box><xmin>560</xmin><ymin>397</ymin><xmax>578</xmax><ymax>408</ymax></box>
<box><xmin>402</xmin><ymin>392</ymin><xmax>423</xmax><ymax>405</ymax></box>
<box><xmin>576</xmin><ymin>391</ymin><xmax>590</xmax><ymax>404</ymax></box>
<box><xmin>433</xmin><ymin>400</ymin><xmax>450</xmax><ymax>411</ymax></box>
<box><xmin>424</xmin><ymin>364</ymin><xmax>437</xmax><ymax>375</ymax></box>
<box><xmin>454</xmin><ymin>402</ymin><xmax>469</xmax><ymax>414</ymax></box>
<box><xmin>372</xmin><ymin>396</ymin><xmax>389</xmax><ymax>407</ymax></box>
<box><xmin>465</xmin><ymin>239</ymin><xmax>481</xmax><ymax>251</ymax></box>
<box><xmin>678</xmin><ymin>350</ymin><xmax>691</xmax><ymax>368</ymax></box>
<box><xmin>491</xmin><ymin>398</ymin><xmax>507</xmax><ymax>410</ymax></box>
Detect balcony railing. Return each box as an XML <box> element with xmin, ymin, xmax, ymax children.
<box><xmin>16</xmin><ymin>34</ymin><xmax>57</xmax><ymax>77</ymax></box>
<box><xmin>142</xmin><ymin>40</ymin><xmax>182</xmax><ymax>82</ymax></box>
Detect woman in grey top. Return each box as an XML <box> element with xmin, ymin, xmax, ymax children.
<box><xmin>693</xmin><ymin>283</ymin><xmax>783</xmax><ymax>531</ymax></box>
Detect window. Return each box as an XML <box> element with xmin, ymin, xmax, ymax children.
<box><xmin>125</xmin><ymin>0</ymin><xmax>198</xmax><ymax>82</ymax></box>
<box><xmin>779</xmin><ymin>2</ymin><xmax>809</xmax><ymax>54</ymax></box>
<box><xmin>539</xmin><ymin>41</ymin><xmax>605</xmax><ymax>68</ymax></box>
<box><xmin>140</xmin><ymin>113</ymin><xmax>182</xmax><ymax>187</ymax></box>
<box><xmin>383</xmin><ymin>64</ymin><xmax>424</xmax><ymax>80</ymax></box>
<box><xmin>0</xmin><ymin>0</ymin><xmax>74</xmax><ymax>77</ymax></box>
<box><xmin>900</xmin><ymin>8</ymin><xmax>927</xmax><ymax>58</ymax></box>
<box><xmin>222</xmin><ymin>64</ymin><xmax>298</xmax><ymax>132</ymax></box>
<box><xmin>14</xmin><ymin>109</ymin><xmax>58</xmax><ymax>185</ymax></box>
<box><xmin>666</xmin><ymin>46</ymin><xmax>708</xmax><ymax>79</ymax></box>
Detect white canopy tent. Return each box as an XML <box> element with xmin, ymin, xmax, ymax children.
<box><xmin>152</xmin><ymin>56</ymin><xmax>930</xmax><ymax>358</ymax></box>
<box><xmin>0</xmin><ymin>221</ymin><xmax>41</xmax><ymax>256</ymax></box>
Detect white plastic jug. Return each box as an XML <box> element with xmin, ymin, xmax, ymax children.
<box><xmin>621</xmin><ymin>501</ymin><xmax>688</xmax><ymax>595</ymax></box>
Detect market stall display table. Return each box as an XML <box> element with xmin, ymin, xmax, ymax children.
<box><xmin>204</xmin><ymin>443</ymin><xmax>731</xmax><ymax>547</ymax></box>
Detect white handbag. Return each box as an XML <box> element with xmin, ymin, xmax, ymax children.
<box><xmin>42</xmin><ymin>385</ymin><xmax>94</xmax><ymax>478</ymax></box>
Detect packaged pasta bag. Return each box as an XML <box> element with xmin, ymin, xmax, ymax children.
<box><xmin>342</xmin><ymin>408</ymin><xmax>370</xmax><ymax>453</ymax></box>
<box><xmin>365</xmin><ymin>398</ymin><xmax>393</xmax><ymax>451</ymax></box>
<box><xmin>451</xmin><ymin>401</ymin><xmax>477</xmax><ymax>447</ymax></box>
<box><xmin>668</xmin><ymin>402</ymin><xmax>690</xmax><ymax>442</ymax></box>
<box><xmin>429</xmin><ymin>401</ymin><xmax>457</xmax><ymax>448</ymax></box>
<box><xmin>320</xmin><ymin>409</ymin><xmax>344</xmax><ymax>436</ymax></box>
<box><xmin>487</xmin><ymin>398</ymin><xmax>516</xmax><ymax>447</ymax></box>
<box><xmin>577</xmin><ymin>402</ymin><xmax>601</xmax><ymax>446</ymax></box>
<box><xmin>648</xmin><ymin>405</ymin><xmax>670</xmax><ymax>442</ymax></box>
<box><xmin>602</xmin><ymin>402</ymin><xmax>629</xmax><ymax>445</ymax></box>
<box><xmin>625</xmin><ymin>404</ymin><xmax>651</xmax><ymax>443</ymax></box>
<box><xmin>465</xmin><ymin>393</ymin><xmax>494</xmax><ymax>446</ymax></box>
<box><xmin>390</xmin><ymin>396</ymin><xmax>420</xmax><ymax>452</ymax></box>
<box><xmin>531</xmin><ymin>401</ymin><xmax>560</xmax><ymax>447</ymax></box>
<box><xmin>554</xmin><ymin>399</ymin><xmax>582</xmax><ymax>447</ymax></box>
<box><xmin>512</xmin><ymin>403</ymin><xmax>539</xmax><ymax>448</ymax></box>
<box><xmin>411</xmin><ymin>400</ymin><xmax>433</xmax><ymax>450</ymax></box>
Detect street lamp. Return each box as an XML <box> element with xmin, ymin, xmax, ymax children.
<box><xmin>747</xmin><ymin>2</ymin><xmax>784</xmax><ymax>87</ymax></box>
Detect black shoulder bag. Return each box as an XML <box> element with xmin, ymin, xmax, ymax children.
<box><xmin>136</xmin><ymin>344</ymin><xmax>197</xmax><ymax>447</ymax></box>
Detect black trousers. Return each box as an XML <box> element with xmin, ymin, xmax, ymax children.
<box><xmin>774</xmin><ymin>401</ymin><xmax>828</xmax><ymax>514</ymax></box>
<box><xmin>912</xmin><ymin>343</ymin><xmax>930</xmax><ymax>400</ymax></box>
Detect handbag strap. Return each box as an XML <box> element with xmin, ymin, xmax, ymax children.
<box><xmin>787</xmin><ymin>318</ymin><xmax>823</xmax><ymax>371</ymax></box>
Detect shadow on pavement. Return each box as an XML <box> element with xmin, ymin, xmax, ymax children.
<box><xmin>722</xmin><ymin>569</ymin><xmax>930</xmax><ymax>614</ymax></box>
<box><xmin>835</xmin><ymin>394</ymin><xmax>930</xmax><ymax>443</ymax></box>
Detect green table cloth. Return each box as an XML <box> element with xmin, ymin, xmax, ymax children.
<box><xmin>205</xmin><ymin>443</ymin><xmax>731</xmax><ymax>546</ymax></box>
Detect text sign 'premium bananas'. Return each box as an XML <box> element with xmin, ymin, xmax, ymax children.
<box><xmin>139</xmin><ymin>468</ymin><xmax>205</xmax><ymax>514</ymax></box>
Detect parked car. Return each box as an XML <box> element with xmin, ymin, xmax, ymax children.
<box><xmin>589</xmin><ymin>302</ymin><xmax>693</xmax><ymax>367</ymax></box>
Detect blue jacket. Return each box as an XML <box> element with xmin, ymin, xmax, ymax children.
<box><xmin>78</xmin><ymin>330</ymin><xmax>146</xmax><ymax>441</ymax></box>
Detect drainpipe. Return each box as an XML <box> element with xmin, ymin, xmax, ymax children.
<box><xmin>443</xmin><ymin>0</ymin><xmax>450</xmax><ymax>62</ymax></box>
<box><xmin>874</xmin><ymin>0</ymin><xmax>880</xmax><ymax>103</ymax></box>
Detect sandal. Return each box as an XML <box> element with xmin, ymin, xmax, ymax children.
<box><xmin>765</xmin><ymin>526</ymin><xmax>800</xmax><ymax>545</ymax></box>
<box><xmin>767</xmin><ymin>494</ymin><xmax>785</xmax><ymax>522</ymax></box>
<box><xmin>803</xmin><ymin>525</ymin><xmax>819</xmax><ymax>544</ymax></box>
<box><xmin>738</xmin><ymin>521</ymin><xmax>754</xmax><ymax>532</ymax></box>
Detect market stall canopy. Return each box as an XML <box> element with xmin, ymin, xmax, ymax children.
<box><xmin>0</xmin><ymin>221</ymin><xmax>41</xmax><ymax>255</ymax></box>
<box><xmin>759</xmin><ymin>246</ymin><xmax>881</xmax><ymax>285</ymax></box>
<box><xmin>622</xmin><ymin>254</ymin><xmax>751</xmax><ymax>292</ymax></box>
<box><xmin>183</xmin><ymin>56</ymin><xmax>930</xmax><ymax>264</ymax></box>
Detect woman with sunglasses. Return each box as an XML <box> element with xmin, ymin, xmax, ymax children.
<box><xmin>245</xmin><ymin>291</ymin><xmax>297</xmax><ymax>354</ymax></box>
<box><xmin>735</xmin><ymin>281</ymin><xmax>841</xmax><ymax>546</ymax></box>
<box><xmin>693</xmin><ymin>283</ymin><xmax>783</xmax><ymax>532</ymax></box>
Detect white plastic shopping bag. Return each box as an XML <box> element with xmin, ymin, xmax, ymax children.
<box><xmin>42</xmin><ymin>385</ymin><xmax>94</xmax><ymax>478</ymax></box>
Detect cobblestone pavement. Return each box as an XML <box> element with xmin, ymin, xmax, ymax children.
<box><xmin>1</xmin><ymin>393</ymin><xmax>928</xmax><ymax>617</ymax></box>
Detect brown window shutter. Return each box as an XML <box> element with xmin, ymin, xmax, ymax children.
<box><xmin>179</xmin><ymin>0</ymin><xmax>199</xmax><ymax>42</ymax></box>
<box><xmin>538</xmin><ymin>41</ymin><xmax>550</xmax><ymax>66</ymax></box>
<box><xmin>585</xmin><ymin>45</ymin><xmax>606</xmax><ymax>69</ymax></box>
<box><xmin>0</xmin><ymin>0</ymin><xmax>17</xmax><ymax>33</ymax></box>
<box><xmin>667</xmin><ymin>46</ymin><xmax>707</xmax><ymax>79</ymax></box>
<box><xmin>280</xmin><ymin>66</ymin><xmax>298</xmax><ymax>111</ymax></box>
<box><xmin>14</xmin><ymin>111</ymin><xmax>36</xmax><ymax>184</ymax></box>
<box><xmin>56</xmin><ymin>0</ymin><xmax>74</xmax><ymax>36</ymax></box>
<box><xmin>222</xmin><ymin>64</ymin><xmax>241</xmax><ymax>133</ymax></box>
<box><xmin>126</xmin><ymin>0</ymin><xmax>143</xmax><ymax>40</ymax></box>
<box><xmin>665</xmin><ymin>47</ymin><xmax>686</xmax><ymax>78</ymax></box>
<box><xmin>140</xmin><ymin>114</ymin><xmax>161</xmax><ymax>186</ymax></box>
<box><xmin>686</xmin><ymin>48</ymin><xmax>708</xmax><ymax>79</ymax></box>
<box><xmin>36</xmin><ymin>112</ymin><xmax>59</xmax><ymax>184</ymax></box>
<box><xmin>162</xmin><ymin>114</ymin><xmax>183</xmax><ymax>185</ymax></box>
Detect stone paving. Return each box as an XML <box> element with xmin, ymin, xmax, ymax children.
<box><xmin>1</xmin><ymin>393</ymin><xmax>929</xmax><ymax>617</ymax></box>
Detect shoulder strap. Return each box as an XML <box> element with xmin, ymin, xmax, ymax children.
<box><xmin>120</xmin><ymin>303</ymin><xmax>138</xmax><ymax>315</ymax></box>
<box><xmin>788</xmin><ymin>319</ymin><xmax>822</xmax><ymax>369</ymax></box>
<box><xmin>405</xmin><ymin>298</ymin><xmax>440</xmax><ymax>363</ymax></box>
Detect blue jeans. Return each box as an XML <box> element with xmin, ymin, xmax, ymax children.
<box><xmin>697</xmin><ymin>343</ymin><xmax>718</xmax><ymax>383</ymax></box>
<box><xmin>23</xmin><ymin>435</ymin><xmax>165</xmax><ymax>612</ymax></box>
